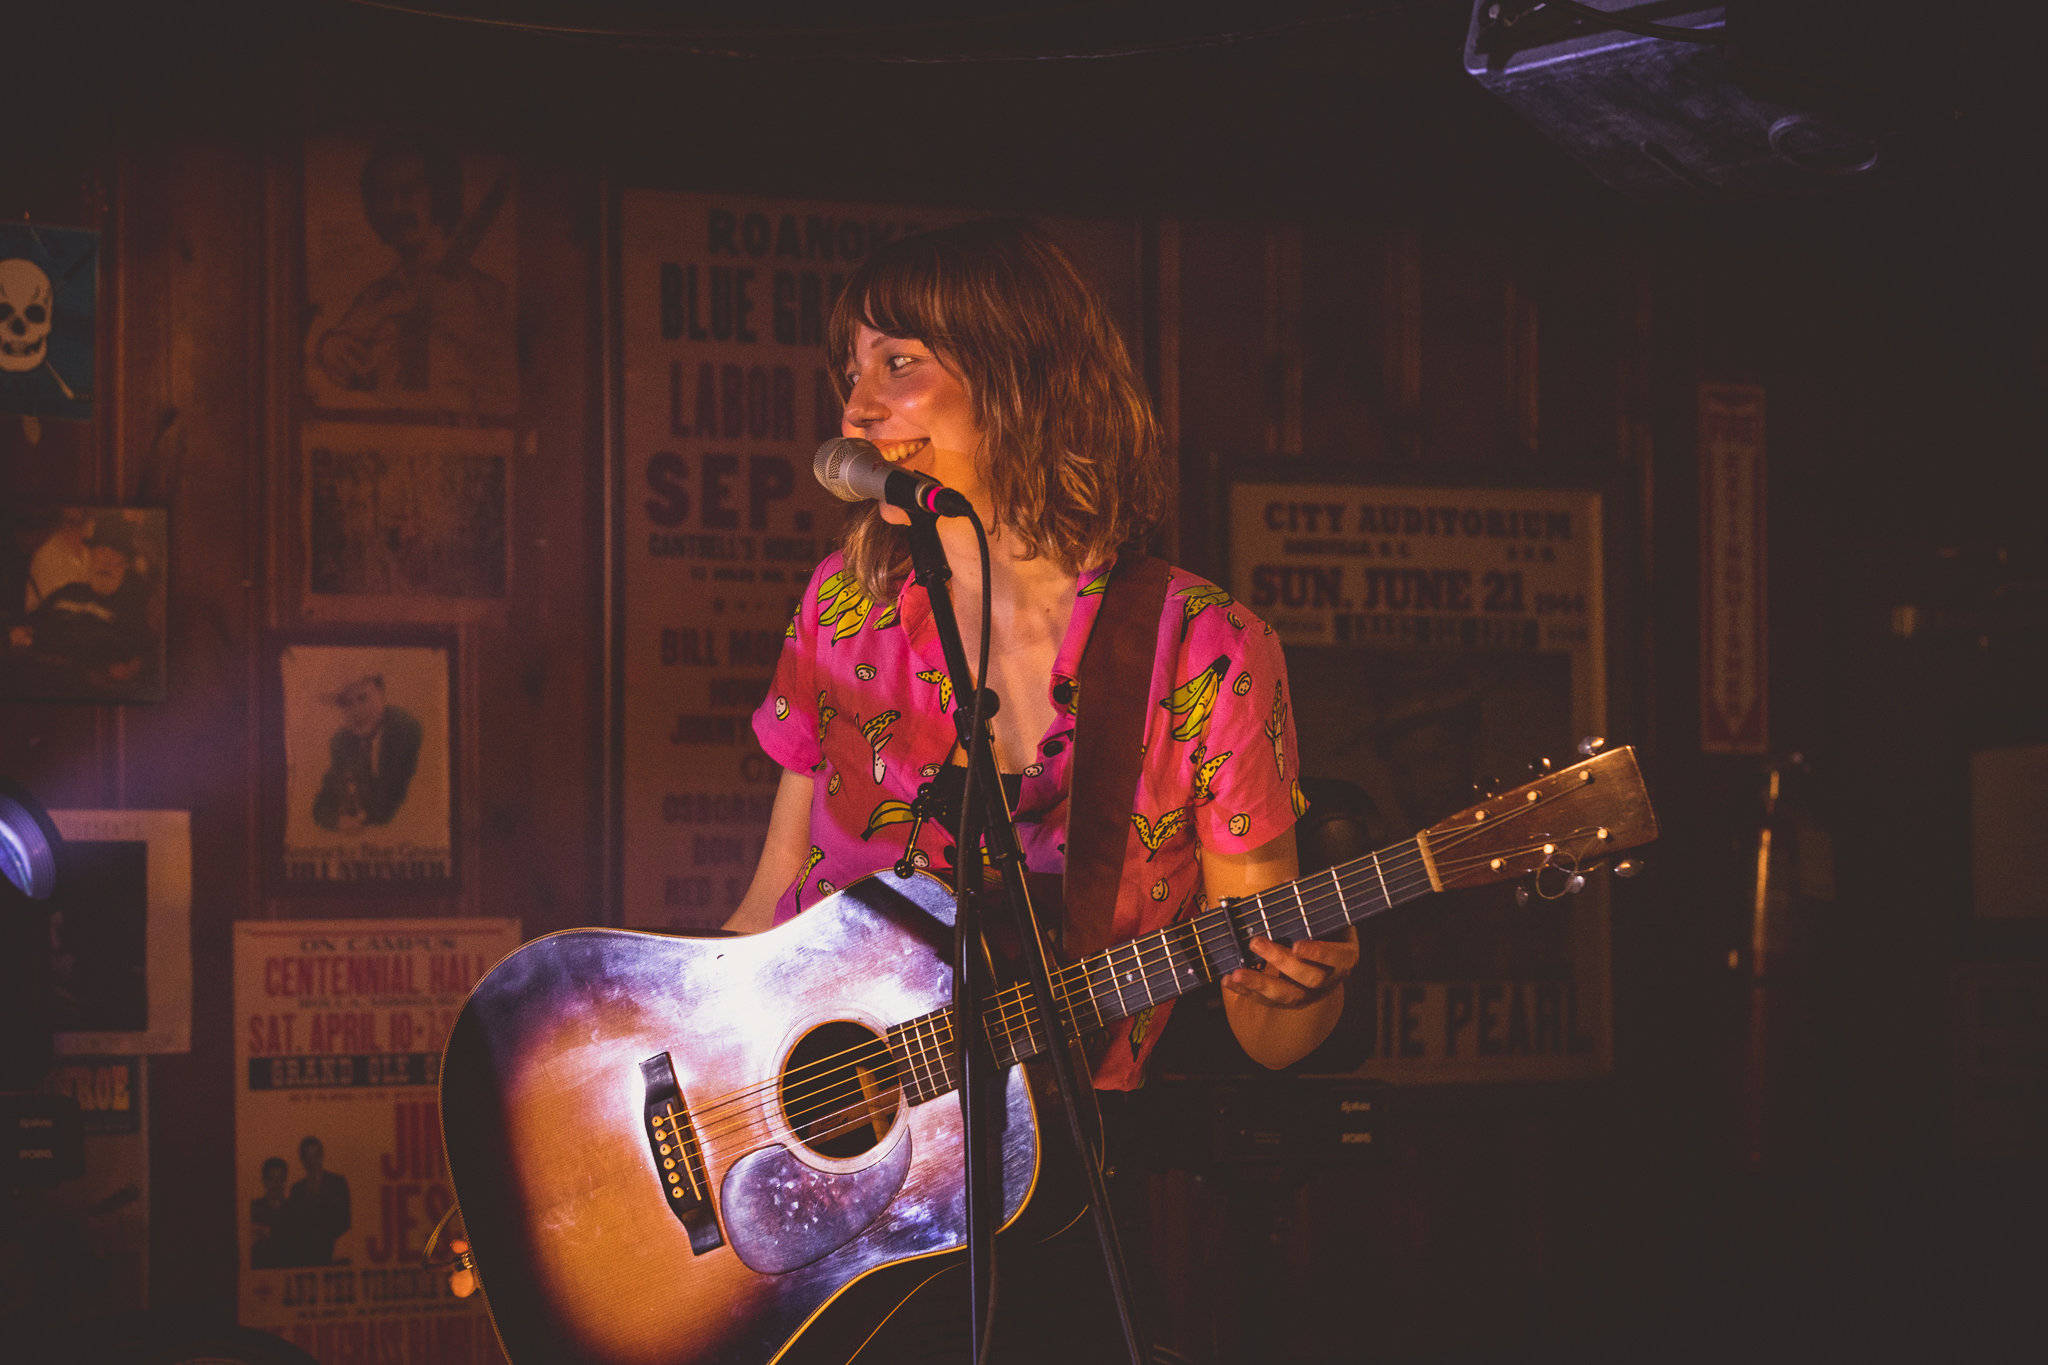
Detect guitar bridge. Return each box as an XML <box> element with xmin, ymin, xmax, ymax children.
<box><xmin>641</xmin><ymin>1053</ymin><xmax>722</xmax><ymax>1254</ymax></box>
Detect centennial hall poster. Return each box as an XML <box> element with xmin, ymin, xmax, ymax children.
<box><xmin>235</xmin><ymin>917</ymin><xmax>519</xmax><ymax>1362</ymax></box>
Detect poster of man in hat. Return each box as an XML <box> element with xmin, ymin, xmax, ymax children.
<box><xmin>311</xmin><ymin>670</ymin><xmax>425</xmax><ymax>832</ymax></box>
<box><xmin>0</xmin><ymin>505</ymin><xmax>167</xmax><ymax>702</ymax></box>
<box><xmin>276</xmin><ymin>637</ymin><xmax>453</xmax><ymax>888</ymax></box>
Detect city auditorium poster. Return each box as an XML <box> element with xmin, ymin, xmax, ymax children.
<box><xmin>1230</xmin><ymin>480</ymin><xmax>1612</xmax><ymax>1081</ymax></box>
<box><xmin>615</xmin><ymin>191</ymin><xmax>1135</xmax><ymax>930</ymax></box>
<box><xmin>235</xmin><ymin>917</ymin><xmax>519</xmax><ymax>1363</ymax></box>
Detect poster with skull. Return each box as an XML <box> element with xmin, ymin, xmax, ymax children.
<box><xmin>0</xmin><ymin>224</ymin><xmax>96</xmax><ymax>422</ymax></box>
<box><xmin>302</xmin><ymin>131</ymin><xmax>518</xmax><ymax>419</ymax></box>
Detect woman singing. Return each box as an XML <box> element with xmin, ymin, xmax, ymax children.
<box><xmin>450</xmin><ymin>217</ymin><xmax>1354</xmax><ymax>1364</ymax></box>
<box><xmin>732</xmin><ymin>218</ymin><xmax>1356</xmax><ymax>1360</ymax></box>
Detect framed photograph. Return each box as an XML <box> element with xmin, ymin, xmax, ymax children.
<box><xmin>48</xmin><ymin>810</ymin><xmax>192</xmax><ymax>1055</ymax></box>
<box><xmin>0</xmin><ymin>222</ymin><xmax>97</xmax><ymax>422</ymax></box>
<box><xmin>301</xmin><ymin>130</ymin><xmax>518</xmax><ymax>420</ymax></box>
<box><xmin>264</xmin><ymin>627</ymin><xmax>458</xmax><ymax>895</ymax></box>
<box><xmin>0</xmin><ymin>505</ymin><xmax>168</xmax><ymax>702</ymax></box>
<box><xmin>300</xmin><ymin>421</ymin><xmax>510</xmax><ymax>623</ymax></box>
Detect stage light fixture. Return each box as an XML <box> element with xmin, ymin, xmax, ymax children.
<box><xmin>0</xmin><ymin>779</ymin><xmax>60</xmax><ymax>900</ymax></box>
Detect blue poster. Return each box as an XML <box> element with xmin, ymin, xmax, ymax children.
<box><xmin>0</xmin><ymin>223</ymin><xmax>97</xmax><ymax>421</ymax></box>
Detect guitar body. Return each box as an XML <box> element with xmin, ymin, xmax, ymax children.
<box><xmin>440</xmin><ymin>745</ymin><xmax>1662</xmax><ymax>1365</ymax></box>
<box><xmin>441</xmin><ymin>871</ymin><xmax>1081</xmax><ymax>1365</ymax></box>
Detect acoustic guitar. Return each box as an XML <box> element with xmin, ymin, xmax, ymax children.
<box><xmin>440</xmin><ymin>744</ymin><xmax>1657</xmax><ymax>1365</ymax></box>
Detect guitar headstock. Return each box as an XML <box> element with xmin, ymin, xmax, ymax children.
<box><xmin>1420</xmin><ymin>744</ymin><xmax>1658</xmax><ymax>892</ymax></box>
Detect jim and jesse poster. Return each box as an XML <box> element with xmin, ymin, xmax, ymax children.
<box><xmin>235</xmin><ymin>918</ymin><xmax>518</xmax><ymax>1362</ymax></box>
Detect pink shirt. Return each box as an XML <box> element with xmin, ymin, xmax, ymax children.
<box><xmin>753</xmin><ymin>550</ymin><xmax>1302</xmax><ymax>1089</ymax></box>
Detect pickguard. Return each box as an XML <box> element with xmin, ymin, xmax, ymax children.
<box><xmin>720</xmin><ymin>1134</ymin><xmax>914</xmax><ymax>1275</ymax></box>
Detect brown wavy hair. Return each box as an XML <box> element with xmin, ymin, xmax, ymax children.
<box><xmin>826</xmin><ymin>219</ymin><xmax>1168</xmax><ymax>601</ymax></box>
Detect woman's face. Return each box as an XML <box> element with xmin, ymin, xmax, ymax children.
<box><xmin>842</xmin><ymin>324</ymin><xmax>984</xmax><ymax>526</ymax></box>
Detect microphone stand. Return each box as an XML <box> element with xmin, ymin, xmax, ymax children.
<box><xmin>902</xmin><ymin>509</ymin><xmax>1150</xmax><ymax>1365</ymax></box>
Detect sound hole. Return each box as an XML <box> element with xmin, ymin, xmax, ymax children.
<box><xmin>779</xmin><ymin>1020</ymin><xmax>901</xmax><ymax>1160</ymax></box>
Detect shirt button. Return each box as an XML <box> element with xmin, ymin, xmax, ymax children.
<box><xmin>1041</xmin><ymin>739</ymin><xmax>1065</xmax><ymax>756</ymax></box>
<box><xmin>1051</xmin><ymin>680</ymin><xmax>1074</xmax><ymax>706</ymax></box>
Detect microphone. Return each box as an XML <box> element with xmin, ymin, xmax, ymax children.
<box><xmin>813</xmin><ymin>438</ymin><xmax>975</xmax><ymax>518</ymax></box>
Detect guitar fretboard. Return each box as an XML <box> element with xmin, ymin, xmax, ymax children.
<box><xmin>884</xmin><ymin>837</ymin><xmax>1437</xmax><ymax>1105</ymax></box>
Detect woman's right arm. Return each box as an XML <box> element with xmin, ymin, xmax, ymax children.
<box><xmin>722</xmin><ymin>768</ymin><xmax>816</xmax><ymax>933</ymax></box>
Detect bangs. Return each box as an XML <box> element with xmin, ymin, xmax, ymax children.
<box><xmin>825</xmin><ymin>240</ymin><xmax>963</xmax><ymax>398</ymax></box>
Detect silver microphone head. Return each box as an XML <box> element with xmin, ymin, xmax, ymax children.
<box><xmin>814</xmin><ymin>437</ymin><xmax>883</xmax><ymax>503</ymax></box>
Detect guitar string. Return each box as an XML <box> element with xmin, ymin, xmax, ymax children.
<box><xmin>1001</xmin><ymin>781</ymin><xmax>1605</xmax><ymax>1037</ymax></box>
<box><xmin>683</xmin><ymin>840</ymin><xmax>1470</xmax><ymax>1144</ymax></box>
<box><xmin>677</xmin><ymin>838</ymin><xmax>1432</xmax><ymax>1124</ymax></box>
<box><xmin>976</xmin><ymin>811</ymin><xmax>1587</xmax><ymax>1072</ymax></box>
<box><xmin>1035</xmin><ymin>820</ymin><xmax>1605</xmax><ymax>1034</ymax></box>
<box><xmin>677</xmin><ymin>819</ymin><xmax>1594</xmax><ymax>1142</ymax></box>
<box><xmin>958</xmin><ymin>823</ymin><xmax>1574</xmax><ymax>1063</ymax></box>
<box><xmin>950</xmin><ymin>818</ymin><xmax>1581</xmax><ymax>1057</ymax></box>
<box><xmin>683</xmin><ymin>826</ymin><xmax>1585</xmax><ymax>1146</ymax></box>
<box><xmin>684</xmin><ymin>843</ymin><xmax>1576</xmax><ymax>1147</ymax></box>
<box><xmin>862</xmin><ymin>828</ymin><xmax>1575</xmax><ymax>1114</ymax></box>
<box><xmin>684</xmin><ymin>784</ymin><xmax>1589</xmax><ymax>1121</ymax></box>
<box><xmin>675</xmin><ymin>783</ymin><xmax>1612</xmax><ymax>1133</ymax></box>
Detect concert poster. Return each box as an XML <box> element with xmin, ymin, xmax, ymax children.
<box><xmin>234</xmin><ymin>917</ymin><xmax>520</xmax><ymax>1364</ymax></box>
<box><xmin>301</xmin><ymin>130</ymin><xmax>518</xmax><ymax>421</ymax></box>
<box><xmin>1228</xmin><ymin>478</ymin><xmax>1613</xmax><ymax>1082</ymax></box>
<box><xmin>267</xmin><ymin>631</ymin><xmax>457</xmax><ymax>894</ymax></box>
<box><xmin>614</xmin><ymin>190</ymin><xmax>1139</xmax><ymax>930</ymax></box>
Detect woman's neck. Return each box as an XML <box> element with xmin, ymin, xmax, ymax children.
<box><xmin>938</xmin><ymin>519</ymin><xmax>1082</xmax><ymax>626</ymax></box>
<box><xmin>929</xmin><ymin>521</ymin><xmax>1083</xmax><ymax>771</ymax></box>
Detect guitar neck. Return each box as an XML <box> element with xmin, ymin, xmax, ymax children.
<box><xmin>886</xmin><ymin>836</ymin><xmax>1437</xmax><ymax>1103</ymax></box>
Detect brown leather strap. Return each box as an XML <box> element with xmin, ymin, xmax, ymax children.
<box><xmin>1062</xmin><ymin>551</ymin><xmax>1171</xmax><ymax>959</ymax></box>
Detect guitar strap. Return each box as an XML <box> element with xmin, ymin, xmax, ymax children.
<box><xmin>1060</xmin><ymin>549</ymin><xmax>1171</xmax><ymax>960</ymax></box>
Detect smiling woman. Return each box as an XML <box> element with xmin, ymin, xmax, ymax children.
<box><xmin>730</xmin><ymin>219</ymin><xmax>1351</xmax><ymax>1060</ymax></box>
<box><xmin>651</xmin><ymin>217</ymin><xmax>1359</xmax><ymax>1363</ymax></box>
<box><xmin>825</xmin><ymin>219</ymin><xmax>1169</xmax><ymax>605</ymax></box>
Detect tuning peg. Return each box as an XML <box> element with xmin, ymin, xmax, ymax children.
<box><xmin>1527</xmin><ymin>756</ymin><xmax>1554</xmax><ymax>779</ymax></box>
<box><xmin>1472</xmin><ymin>775</ymin><xmax>1503</xmax><ymax>798</ymax></box>
<box><xmin>1613</xmin><ymin>857</ymin><xmax>1644</xmax><ymax>878</ymax></box>
<box><xmin>1576</xmin><ymin>735</ymin><xmax>1606</xmax><ymax>757</ymax></box>
<box><xmin>1514</xmin><ymin>884</ymin><xmax>1531</xmax><ymax>907</ymax></box>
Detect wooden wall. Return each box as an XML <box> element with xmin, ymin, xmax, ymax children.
<box><xmin>8</xmin><ymin>3</ymin><xmax>2043</xmax><ymax>1359</ymax></box>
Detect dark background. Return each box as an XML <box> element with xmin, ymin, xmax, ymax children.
<box><xmin>47</xmin><ymin>842</ymin><xmax>150</xmax><ymax>1035</ymax></box>
<box><xmin>5</xmin><ymin>1</ymin><xmax>2045</xmax><ymax>1360</ymax></box>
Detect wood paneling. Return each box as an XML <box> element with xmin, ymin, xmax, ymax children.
<box><xmin>10</xmin><ymin>7</ymin><xmax>2039</xmax><ymax>1356</ymax></box>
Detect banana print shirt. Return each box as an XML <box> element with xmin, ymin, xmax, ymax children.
<box><xmin>752</xmin><ymin>549</ymin><xmax>1303</xmax><ymax>1090</ymax></box>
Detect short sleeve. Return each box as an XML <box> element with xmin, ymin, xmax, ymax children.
<box><xmin>1184</xmin><ymin>605</ymin><xmax>1301</xmax><ymax>856</ymax></box>
<box><xmin>751</xmin><ymin>559</ymin><xmax>827</xmax><ymax>773</ymax></box>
